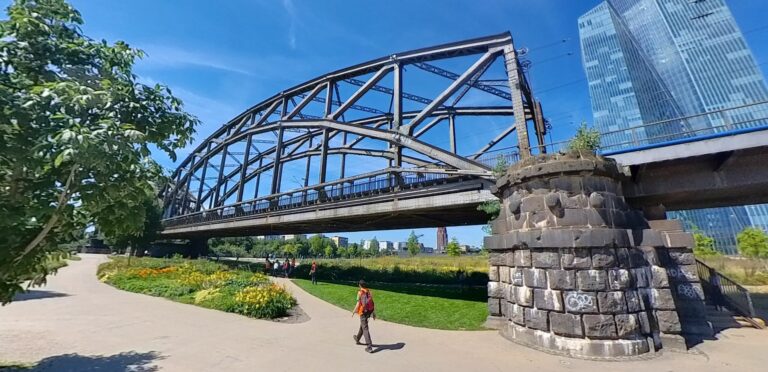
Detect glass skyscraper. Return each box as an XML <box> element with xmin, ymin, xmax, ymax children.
<box><xmin>578</xmin><ymin>0</ymin><xmax>768</xmax><ymax>254</ymax></box>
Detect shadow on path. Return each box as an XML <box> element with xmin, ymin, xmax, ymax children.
<box><xmin>12</xmin><ymin>290</ymin><xmax>69</xmax><ymax>302</ymax></box>
<box><xmin>371</xmin><ymin>342</ymin><xmax>406</xmax><ymax>354</ymax></box>
<box><xmin>3</xmin><ymin>351</ymin><xmax>163</xmax><ymax>372</ymax></box>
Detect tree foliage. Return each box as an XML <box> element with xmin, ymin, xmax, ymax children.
<box><xmin>446</xmin><ymin>237</ymin><xmax>461</xmax><ymax>257</ymax></box>
<box><xmin>693</xmin><ymin>232</ymin><xmax>721</xmax><ymax>258</ymax></box>
<box><xmin>567</xmin><ymin>122</ymin><xmax>601</xmax><ymax>153</ymax></box>
<box><xmin>369</xmin><ymin>236</ymin><xmax>380</xmax><ymax>253</ymax></box>
<box><xmin>0</xmin><ymin>0</ymin><xmax>198</xmax><ymax>303</ymax></box>
<box><xmin>737</xmin><ymin>227</ymin><xmax>768</xmax><ymax>259</ymax></box>
<box><xmin>407</xmin><ymin>230</ymin><xmax>420</xmax><ymax>257</ymax></box>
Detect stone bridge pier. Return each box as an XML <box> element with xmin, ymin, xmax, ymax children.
<box><xmin>485</xmin><ymin>152</ymin><xmax>712</xmax><ymax>359</ymax></box>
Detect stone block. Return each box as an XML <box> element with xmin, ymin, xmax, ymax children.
<box><xmin>625</xmin><ymin>290</ymin><xmax>644</xmax><ymax>312</ymax></box>
<box><xmin>668</xmin><ymin>249</ymin><xmax>695</xmax><ymax>265</ymax></box>
<box><xmin>500</xmin><ymin>300</ymin><xmax>509</xmax><ymax>318</ymax></box>
<box><xmin>485</xmin><ymin>235</ymin><xmax>505</xmax><ymax>251</ymax></box>
<box><xmin>488</xmin><ymin>282</ymin><xmax>503</xmax><ymax>298</ymax></box>
<box><xmin>616</xmin><ymin>247</ymin><xmax>631</xmax><ymax>268</ymax></box>
<box><xmin>561</xmin><ymin>248</ymin><xmax>591</xmax><ymax>269</ymax></box>
<box><xmin>550</xmin><ymin>312</ymin><xmax>583</xmax><ymax>337</ymax></box>
<box><xmin>511</xmin><ymin>268</ymin><xmax>524</xmax><ymax>286</ymax></box>
<box><xmin>655</xmin><ymin>310</ymin><xmax>682</xmax><ymax>333</ymax></box>
<box><xmin>489</xmin><ymin>252</ymin><xmax>506</xmax><ymax>266</ymax></box>
<box><xmin>525</xmin><ymin>308</ymin><xmax>549</xmax><ymax>331</ymax></box>
<box><xmin>628</xmin><ymin>248</ymin><xmax>647</xmax><ymax>268</ymax></box>
<box><xmin>528</xmin><ymin>210</ymin><xmax>553</xmax><ymax>228</ymax></box>
<box><xmin>564</xmin><ymin>291</ymin><xmax>598</xmax><ymax>313</ymax></box>
<box><xmin>532</xmin><ymin>249</ymin><xmax>560</xmax><ymax>268</ymax></box>
<box><xmin>563</xmin><ymin>193</ymin><xmax>588</xmax><ymax>209</ymax></box>
<box><xmin>540</xmin><ymin>229</ymin><xmax>576</xmax><ymax>247</ymax></box>
<box><xmin>639</xmin><ymin>246</ymin><xmax>661</xmax><ymax>266</ymax></box>
<box><xmin>598</xmin><ymin>291</ymin><xmax>627</xmax><ymax>314</ymax></box>
<box><xmin>586</xmin><ymin>208</ymin><xmax>609</xmax><ymax>227</ymax></box>
<box><xmin>651</xmin><ymin>289</ymin><xmax>676</xmax><ymax>310</ymax></box>
<box><xmin>523</xmin><ymin>268</ymin><xmax>548</xmax><ymax>288</ymax></box>
<box><xmin>662</xmin><ymin>231</ymin><xmax>694</xmax><ymax>248</ymax></box>
<box><xmin>615</xmin><ymin>314</ymin><xmax>640</xmax><ymax>338</ymax></box>
<box><xmin>488</xmin><ymin>298</ymin><xmax>501</xmax><ymax>316</ymax></box>
<box><xmin>666</xmin><ymin>265</ymin><xmax>699</xmax><ymax>283</ymax></box>
<box><xmin>591</xmin><ymin>248</ymin><xmax>617</xmax><ymax>268</ymax></box>
<box><xmin>508</xmin><ymin>191</ymin><xmax>522</xmax><ymax>214</ymax></box>
<box><xmin>509</xmin><ymin>304</ymin><xmax>525</xmax><ymax>325</ymax></box>
<box><xmin>636</xmin><ymin>230</ymin><xmax>665</xmax><ymax>247</ymax></box>
<box><xmin>589</xmin><ymin>192</ymin><xmax>605</xmax><ymax>208</ymax></box>
<box><xmin>555</xmin><ymin>209</ymin><xmax>589</xmax><ymax>227</ymax></box>
<box><xmin>499</xmin><ymin>266</ymin><xmax>511</xmax><ymax>283</ymax></box>
<box><xmin>577</xmin><ymin>270</ymin><xmax>607</xmax><ymax>291</ymax></box>
<box><xmin>607</xmin><ymin>268</ymin><xmax>631</xmax><ymax>290</ymax></box>
<box><xmin>507</xmin><ymin>285</ymin><xmax>516</xmax><ymax>304</ymax></box>
<box><xmin>534</xmin><ymin>289</ymin><xmax>563</xmax><ymax>311</ymax></box>
<box><xmin>632</xmin><ymin>267</ymin><xmax>650</xmax><ymax>288</ymax></box>
<box><xmin>674</xmin><ymin>282</ymin><xmax>705</xmax><ymax>302</ymax></box>
<box><xmin>647</xmin><ymin>219</ymin><xmax>683</xmax><ymax>231</ymax></box>
<box><xmin>547</xmin><ymin>269</ymin><xmax>576</xmax><ymax>290</ymax></box>
<box><xmin>488</xmin><ymin>266</ymin><xmax>500</xmax><ymax>282</ymax></box>
<box><xmin>637</xmin><ymin>311</ymin><xmax>652</xmax><ymax>335</ymax></box>
<box><xmin>513</xmin><ymin>249</ymin><xmax>532</xmax><ymax>267</ymax></box>
<box><xmin>514</xmin><ymin>286</ymin><xmax>533</xmax><ymax>307</ymax></box>
<box><xmin>521</xmin><ymin>195</ymin><xmax>545</xmax><ymax>213</ymax></box>
<box><xmin>650</xmin><ymin>266</ymin><xmax>669</xmax><ymax>288</ymax></box>
<box><xmin>544</xmin><ymin>192</ymin><xmax>561</xmax><ymax>208</ymax></box>
<box><xmin>583</xmin><ymin>314</ymin><xmax>617</xmax><ymax>339</ymax></box>
<box><xmin>505</xmin><ymin>251</ymin><xmax>517</xmax><ymax>266</ymax></box>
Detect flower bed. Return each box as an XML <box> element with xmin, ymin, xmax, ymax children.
<box><xmin>98</xmin><ymin>257</ymin><xmax>296</xmax><ymax>319</ymax></box>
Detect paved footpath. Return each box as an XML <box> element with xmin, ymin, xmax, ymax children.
<box><xmin>1</xmin><ymin>254</ymin><xmax>767</xmax><ymax>372</ymax></box>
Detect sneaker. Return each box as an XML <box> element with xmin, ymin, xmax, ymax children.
<box><xmin>353</xmin><ymin>335</ymin><xmax>361</xmax><ymax>345</ymax></box>
<box><xmin>365</xmin><ymin>347</ymin><xmax>373</xmax><ymax>353</ymax></box>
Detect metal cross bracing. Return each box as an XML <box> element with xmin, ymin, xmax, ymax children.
<box><xmin>161</xmin><ymin>32</ymin><xmax>548</xmax><ymax>227</ymax></box>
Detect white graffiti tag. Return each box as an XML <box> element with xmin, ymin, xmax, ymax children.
<box><xmin>565</xmin><ymin>293</ymin><xmax>594</xmax><ymax>312</ymax></box>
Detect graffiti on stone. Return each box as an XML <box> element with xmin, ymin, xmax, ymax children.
<box><xmin>676</xmin><ymin>283</ymin><xmax>701</xmax><ymax>300</ymax></box>
<box><xmin>565</xmin><ymin>292</ymin><xmax>594</xmax><ymax>312</ymax></box>
<box><xmin>666</xmin><ymin>267</ymin><xmax>697</xmax><ymax>281</ymax></box>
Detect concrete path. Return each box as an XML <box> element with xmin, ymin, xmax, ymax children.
<box><xmin>1</xmin><ymin>254</ymin><xmax>766</xmax><ymax>372</ymax></box>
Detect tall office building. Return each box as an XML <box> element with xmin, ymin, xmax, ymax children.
<box><xmin>436</xmin><ymin>227</ymin><xmax>448</xmax><ymax>252</ymax></box>
<box><xmin>578</xmin><ymin>0</ymin><xmax>768</xmax><ymax>254</ymax></box>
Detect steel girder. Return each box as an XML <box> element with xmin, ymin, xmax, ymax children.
<box><xmin>162</xmin><ymin>32</ymin><xmax>545</xmax><ymax>220</ymax></box>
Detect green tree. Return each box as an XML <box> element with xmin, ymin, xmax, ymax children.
<box><xmin>737</xmin><ymin>227</ymin><xmax>768</xmax><ymax>259</ymax></box>
<box><xmin>446</xmin><ymin>237</ymin><xmax>461</xmax><ymax>257</ymax></box>
<box><xmin>0</xmin><ymin>0</ymin><xmax>198</xmax><ymax>303</ymax></box>
<box><xmin>348</xmin><ymin>243</ymin><xmax>359</xmax><ymax>258</ymax></box>
<box><xmin>492</xmin><ymin>154</ymin><xmax>509</xmax><ymax>178</ymax></box>
<box><xmin>323</xmin><ymin>243</ymin><xmax>335</xmax><ymax>258</ymax></box>
<box><xmin>407</xmin><ymin>231</ymin><xmax>421</xmax><ymax>257</ymax></box>
<box><xmin>369</xmin><ymin>237</ymin><xmax>380</xmax><ymax>254</ymax></box>
<box><xmin>309</xmin><ymin>235</ymin><xmax>324</xmax><ymax>257</ymax></box>
<box><xmin>568</xmin><ymin>122</ymin><xmax>601</xmax><ymax>153</ymax></box>
<box><xmin>693</xmin><ymin>232</ymin><xmax>721</xmax><ymax>258</ymax></box>
<box><xmin>282</xmin><ymin>243</ymin><xmax>298</xmax><ymax>258</ymax></box>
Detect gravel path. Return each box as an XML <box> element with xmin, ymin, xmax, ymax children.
<box><xmin>0</xmin><ymin>254</ymin><xmax>766</xmax><ymax>371</ymax></box>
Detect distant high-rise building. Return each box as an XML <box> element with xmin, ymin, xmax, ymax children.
<box><xmin>330</xmin><ymin>236</ymin><xmax>348</xmax><ymax>248</ymax></box>
<box><xmin>578</xmin><ymin>0</ymin><xmax>768</xmax><ymax>254</ymax></box>
<box><xmin>436</xmin><ymin>227</ymin><xmax>448</xmax><ymax>252</ymax></box>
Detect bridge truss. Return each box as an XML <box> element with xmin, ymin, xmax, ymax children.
<box><xmin>161</xmin><ymin>32</ymin><xmax>548</xmax><ymax>233</ymax></box>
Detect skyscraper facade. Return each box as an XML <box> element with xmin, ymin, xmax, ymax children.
<box><xmin>578</xmin><ymin>0</ymin><xmax>768</xmax><ymax>254</ymax></box>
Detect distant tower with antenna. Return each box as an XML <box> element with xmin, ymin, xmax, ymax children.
<box><xmin>436</xmin><ymin>227</ymin><xmax>448</xmax><ymax>253</ymax></box>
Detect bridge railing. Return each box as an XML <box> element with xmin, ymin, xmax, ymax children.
<box><xmin>163</xmin><ymin>170</ymin><xmax>475</xmax><ymax>229</ymax></box>
<box><xmin>696</xmin><ymin>258</ymin><xmax>763</xmax><ymax>328</ymax></box>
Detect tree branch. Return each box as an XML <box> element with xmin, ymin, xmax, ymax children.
<box><xmin>17</xmin><ymin>166</ymin><xmax>78</xmax><ymax>261</ymax></box>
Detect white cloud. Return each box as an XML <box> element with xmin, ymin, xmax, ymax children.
<box><xmin>282</xmin><ymin>0</ymin><xmax>298</xmax><ymax>49</ymax></box>
<box><xmin>137</xmin><ymin>44</ymin><xmax>257</xmax><ymax>76</ymax></box>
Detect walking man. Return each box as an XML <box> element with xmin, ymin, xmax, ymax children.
<box><xmin>351</xmin><ymin>280</ymin><xmax>376</xmax><ymax>353</ymax></box>
<box><xmin>309</xmin><ymin>261</ymin><xmax>318</xmax><ymax>285</ymax></box>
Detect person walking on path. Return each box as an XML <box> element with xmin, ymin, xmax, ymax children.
<box><xmin>351</xmin><ymin>280</ymin><xmax>376</xmax><ymax>353</ymax></box>
<box><xmin>309</xmin><ymin>261</ymin><xmax>318</xmax><ymax>285</ymax></box>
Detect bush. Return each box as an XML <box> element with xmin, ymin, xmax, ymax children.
<box><xmin>290</xmin><ymin>256</ymin><xmax>488</xmax><ymax>286</ymax></box>
<box><xmin>98</xmin><ymin>257</ymin><xmax>295</xmax><ymax>319</ymax></box>
<box><xmin>568</xmin><ymin>122</ymin><xmax>601</xmax><ymax>153</ymax></box>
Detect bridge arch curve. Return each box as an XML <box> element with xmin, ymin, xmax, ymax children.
<box><xmin>161</xmin><ymin>32</ymin><xmax>547</xmax><ymax>230</ymax></box>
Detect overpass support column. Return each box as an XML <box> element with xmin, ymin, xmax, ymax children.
<box><xmin>485</xmin><ymin>152</ymin><xmax>710</xmax><ymax>359</ymax></box>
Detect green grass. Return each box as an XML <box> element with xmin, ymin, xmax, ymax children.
<box><xmin>293</xmin><ymin>279</ymin><xmax>488</xmax><ymax>330</ymax></box>
<box><xmin>0</xmin><ymin>361</ymin><xmax>36</xmax><ymax>370</ymax></box>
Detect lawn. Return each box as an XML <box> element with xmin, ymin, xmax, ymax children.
<box><xmin>293</xmin><ymin>279</ymin><xmax>488</xmax><ymax>330</ymax></box>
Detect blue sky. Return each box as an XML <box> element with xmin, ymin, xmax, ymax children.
<box><xmin>23</xmin><ymin>0</ymin><xmax>768</xmax><ymax>248</ymax></box>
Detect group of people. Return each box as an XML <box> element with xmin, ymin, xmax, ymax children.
<box><xmin>264</xmin><ymin>257</ymin><xmax>296</xmax><ymax>278</ymax></box>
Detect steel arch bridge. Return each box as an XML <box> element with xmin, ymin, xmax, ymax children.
<box><xmin>160</xmin><ymin>32</ymin><xmax>548</xmax><ymax>238</ymax></box>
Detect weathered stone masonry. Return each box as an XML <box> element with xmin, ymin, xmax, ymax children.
<box><xmin>485</xmin><ymin>152</ymin><xmax>711</xmax><ymax>359</ymax></box>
